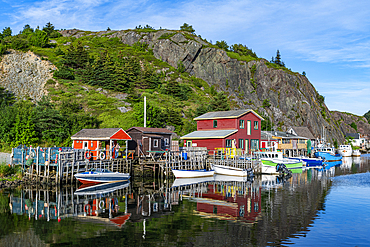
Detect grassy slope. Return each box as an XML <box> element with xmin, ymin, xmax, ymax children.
<box><xmin>30</xmin><ymin>32</ymin><xmax>216</xmax><ymax>137</ymax></box>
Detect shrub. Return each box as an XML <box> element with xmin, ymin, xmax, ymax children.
<box><xmin>53</xmin><ymin>66</ymin><xmax>75</xmax><ymax>80</ymax></box>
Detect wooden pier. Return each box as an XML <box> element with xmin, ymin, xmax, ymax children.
<box><xmin>11</xmin><ymin>146</ymin><xmax>261</xmax><ymax>183</ymax></box>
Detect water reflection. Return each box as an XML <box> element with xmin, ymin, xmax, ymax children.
<box><xmin>1</xmin><ymin>155</ymin><xmax>370</xmax><ymax>246</ymax></box>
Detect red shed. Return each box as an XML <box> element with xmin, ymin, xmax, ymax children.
<box><xmin>181</xmin><ymin>109</ymin><xmax>263</xmax><ymax>154</ymax></box>
<box><xmin>71</xmin><ymin>128</ymin><xmax>132</xmax><ymax>160</ymax></box>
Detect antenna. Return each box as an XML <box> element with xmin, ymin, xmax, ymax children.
<box><xmin>144</xmin><ymin>96</ymin><xmax>147</xmax><ymax>127</ymax></box>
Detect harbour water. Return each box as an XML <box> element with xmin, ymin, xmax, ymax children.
<box><xmin>1</xmin><ymin>155</ymin><xmax>370</xmax><ymax>246</ymax></box>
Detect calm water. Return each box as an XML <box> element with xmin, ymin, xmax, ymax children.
<box><xmin>1</xmin><ymin>155</ymin><xmax>370</xmax><ymax>246</ymax></box>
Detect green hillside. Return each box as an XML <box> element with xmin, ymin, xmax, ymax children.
<box><xmin>0</xmin><ymin>24</ymin><xmax>233</xmax><ymax>149</ymax></box>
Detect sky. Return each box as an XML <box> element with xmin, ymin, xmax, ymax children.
<box><xmin>1</xmin><ymin>0</ymin><xmax>370</xmax><ymax>116</ymax></box>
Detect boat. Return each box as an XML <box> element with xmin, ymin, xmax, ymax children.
<box><xmin>337</xmin><ymin>145</ymin><xmax>352</xmax><ymax>157</ymax></box>
<box><xmin>314</xmin><ymin>147</ymin><xmax>342</xmax><ymax>161</ymax></box>
<box><xmin>74</xmin><ymin>180</ymin><xmax>130</xmax><ymax>195</ymax></box>
<box><xmin>254</xmin><ymin>151</ymin><xmax>304</xmax><ymax>174</ymax></box>
<box><xmin>74</xmin><ymin>168</ymin><xmax>130</xmax><ymax>184</ymax></box>
<box><xmin>211</xmin><ymin>164</ymin><xmax>253</xmax><ymax>177</ymax></box>
<box><xmin>352</xmin><ymin>149</ymin><xmax>361</xmax><ymax>157</ymax></box>
<box><xmin>171</xmin><ymin>169</ymin><xmax>215</xmax><ymax>178</ymax></box>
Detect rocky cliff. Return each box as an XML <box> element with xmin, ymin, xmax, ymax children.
<box><xmin>0</xmin><ymin>50</ymin><xmax>56</xmax><ymax>101</ymax></box>
<box><xmin>61</xmin><ymin>29</ymin><xmax>345</xmax><ymax>143</ymax></box>
<box><xmin>331</xmin><ymin>111</ymin><xmax>370</xmax><ymax>135</ymax></box>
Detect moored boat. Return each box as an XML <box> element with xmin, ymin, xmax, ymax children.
<box><xmin>74</xmin><ymin>168</ymin><xmax>130</xmax><ymax>184</ymax></box>
<box><xmin>171</xmin><ymin>176</ymin><xmax>214</xmax><ymax>187</ymax></box>
<box><xmin>171</xmin><ymin>169</ymin><xmax>215</xmax><ymax>178</ymax></box>
<box><xmin>211</xmin><ymin>164</ymin><xmax>253</xmax><ymax>177</ymax></box>
<box><xmin>337</xmin><ymin>145</ymin><xmax>352</xmax><ymax>157</ymax></box>
<box><xmin>254</xmin><ymin>151</ymin><xmax>303</xmax><ymax>174</ymax></box>
<box><xmin>352</xmin><ymin>149</ymin><xmax>361</xmax><ymax>157</ymax></box>
<box><xmin>314</xmin><ymin>147</ymin><xmax>342</xmax><ymax>162</ymax></box>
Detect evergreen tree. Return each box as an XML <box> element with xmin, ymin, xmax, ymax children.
<box><xmin>180</xmin><ymin>23</ymin><xmax>195</xmax><ymax>33</ymax></box>
<box><xmin>209</xmin><ymin>92</ymin><xmax>230</xmax><ymax>111</ymax></box>
<box><xmin>2</xmin><ymin>27</ymin><xmax>12</xmax><ymax>37</ymax></box>
<box><xmin>215</xmin><ymin>40</ymin><xmax>229</xmax><ymax>51</ymax></box>
<box><xmin>35</xmin><ymin>97</ymin><xmax>66</xmax><ymax>144</ymax></box>
<box><xmin>63</xmin><ymin>41</ymin><xmax>89</xmax><ymax>69</ymax></box>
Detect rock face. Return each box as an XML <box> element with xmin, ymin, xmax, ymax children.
<box><xmin>331</xmin><ymin>111</ymin><xmax>370</xmax><ymax>135</ymax></box>
<box><xmin>0</xmin><ymin>50</ymin><xmax>56</xmax><ymax>101</ymax></box>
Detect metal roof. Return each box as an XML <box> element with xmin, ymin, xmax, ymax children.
<box><xmin>71</xmin><ymin>128</ymin><xmax>131</xmax><ymax>140</ymax></box>
<box><xmin>181</xmin><ymin>129</ymin><xmax>238</xmax><ymax>139</ymax></box>
<box><xmin>194</xmin><ymin>109</ymin><xmax>264</xmax><ymax>121</ymax></box>
<box><xmin>261</xmin><ymin>131</ymin><xmax>308</xmax><ymax>140</ymax></box>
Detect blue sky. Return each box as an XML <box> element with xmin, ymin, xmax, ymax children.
<box><xmin>1</xmin><ymin>0</ymin><xmax>370</xmax><ymax>116</ymax></box>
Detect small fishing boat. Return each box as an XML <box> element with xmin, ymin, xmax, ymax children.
<box><xmin>74</xmin><ymin>168</ymin><xmax>130</xmax><ymax>184</ymax></box>
<box><xmin>352</xmin><ymin>149</ymin><xmax>361</xmax><ymax>157</ymax></box>
<box><xmin>211</xmin><ymin>164</ymin><xmax>253</xmax><ymax>177</ymax></box>
<box><xmin>171</xmin><ymin>169</ymin><xmax>215</xmax><ymax>178</ymax></box>
<box><xmin>314</xmin><ymin>147</ymin><xmax>342</xmax><ymax>161</ymax></box>
<box><xmin>337</xmin><ymin>145</ymin><xmax>352</xmax><ymax>157</ymax></box>
<box><xmin>254</xmin><ymin>151</ymin><xmax>303</xmax><ymax>174</ymax></box>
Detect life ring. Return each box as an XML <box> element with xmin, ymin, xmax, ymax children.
<box><xmin>99</xmin><ymin>152</ymin><xmax>106</xmax><ymax>160</ymax></box>
<box><xmin>99</xmin><ymin>200</ymin><xmax>105</xmax><ymax>209</ymax></box>
<box><xmin>84</xmin><ymin>204</ymin><xmax>91</xmax><ymax>214</ymax></box>
<box><xmin>84</xmin><ymin>151</ymin><xmax>92</xmax><ymax>160</ymax></box>
<box><xmin>30</xmin><ymin>151</ymin><xmax>35</xmax><ymax>158</ymax></box>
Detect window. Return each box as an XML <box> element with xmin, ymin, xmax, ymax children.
<box><xmin>239</xmin><ymin>139</ymin><xmax>244</xmax><ymax>149</ymax></box>
<box><xmin>164</xmin><ymin>138</ymin><xmax>169</xmax><ymax>146</ymax></box>
<box><xmin>245</xmin><ymin>139</ymin><xmax>249</xmax><ymax>153</ymax></box>
<box><xmin>299</xmin><ymin>139</ymin><xmax>305</xmax><ymax>144</ymax></box>
<box><xmin>153</xmin><ymin>139</ymin><xmax>159</xmax><ymax>147</ymax></box>
<box><xmin>213</xmin><ymin>120</ymin><xmax>217</xmax><ymax>128</ymax></box>
<box><xmin>247</xmin><ymin>121</ymin><xmax>251</xmax><ymax>135</ymax></box>
<box><xmin>226</xmin><ymin>139</ymin><xmax>232</xmax><ymax>147</ymax></box>
<box><xmin>251</xmin><ymin>139</ymin><xmax>259</xmax><ymax>151</ymax></box>
<box><xmin>91</xmin><ymin>142</ymin><xmax>93</xmax><ymax>147</ymax></box>
<box><xmin>239</xmin><ymin>120</ymin><xmax>245</xmax><ymax>129</ymax></box>
<box><xmin>282</xmin><ymin>139</ymin><xmax>291</xmax><ymax>144</ymax></box>
<box><xmin>254</xmin><ymin>121</ymin><xmax>258</xmax><ymax>130</ymax></box>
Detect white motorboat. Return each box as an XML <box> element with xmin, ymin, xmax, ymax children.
<box><xmin>352</xmin><ymin>149</ymin><xmax>361</xmax><ymax>157</ymax></box>
<box><xmin>74</xmin><ymin>168</ymin><xmax>130</xmax><ymax>184</ymax></box>
<box><xmin>337</xmin><ymin>145</ymin><xmax>352</xmax><ymax>157</ymax></box>
<box><xmin>211</xmin><ymin>164</ymin><xmax>253</xmax><ymax>177</ymax></box>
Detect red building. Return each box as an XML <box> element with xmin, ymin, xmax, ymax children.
<box><xmin>71</xmin><ymin>128</ymin><xmax>132</xmax><ymax>160</ymax></box>
<box><xmin>181</xmin><ymin>109</ymin><xmax>263</xmax><ymax>153</ymax></box>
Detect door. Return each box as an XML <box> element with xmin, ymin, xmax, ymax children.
<box><xmin>245</xmin><ymin>139</ymin><xmax>249</xmax><ymax>154</ymax></box>
<box><xmin>186</xmin><ymin>140</ymin><xmax>192</xmax><ymax>148</ymax></box>
<box><xmin>83</xmin><ymin>141</ymin><xmax>88</xmax><ymax>150</ymax></box>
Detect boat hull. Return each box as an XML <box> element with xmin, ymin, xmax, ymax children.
<box><xmin>211</xmin><ymin>164</ymin><xmax>251</xmax><ymax>177</ymax></box>
<box><xmin>261</xmin><ymin>158</ymin><xmax>303</xmax><ymax>174</ymax></box>
<box><xmin>74</xmin><ymin>172</ymin><xmax>130</xmax><ymax>184</ymax></box>
<box><xmin>171</xmin><ymin>169</ymin><xmax>214</xmax><ymax>178</ymax></box>
<box><xmin>314</xmin><ymin>152</ymin><xmax>342</xmax><ymax>161</ymax></box>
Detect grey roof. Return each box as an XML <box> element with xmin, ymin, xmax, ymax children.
<box><xmin>194</xmin><ymin>109</ymin><xmax>263</xmax><ymax>120</ymax></box>
<box><xmin>262</xmin><ymin>131</ymin><xmax>308</xmax><ymax>140</ymax></box>
<box><xmin>181</xmin><ymin>129</ymin><xmax>238</xmax><ymax>139</ymax></box>
<box><xmin>71</xmin><ymin>128</ymin><xmax>130</xmax><ymax>140</ymax></box>
<box><xmin>290</xmin><ymin>127</ymin><xmax>315</xmax><ymax>139</ymax></box>
<box><xmin>346</xmin><ymin>133</ymin><xmax>360</xmax><ymax>139</ymax></box>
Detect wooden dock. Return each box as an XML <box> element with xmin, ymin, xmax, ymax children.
<box><xmin>11</xmin><ymin>146</ymin><xmax>261</xmax><ymax>182</ymax></box>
